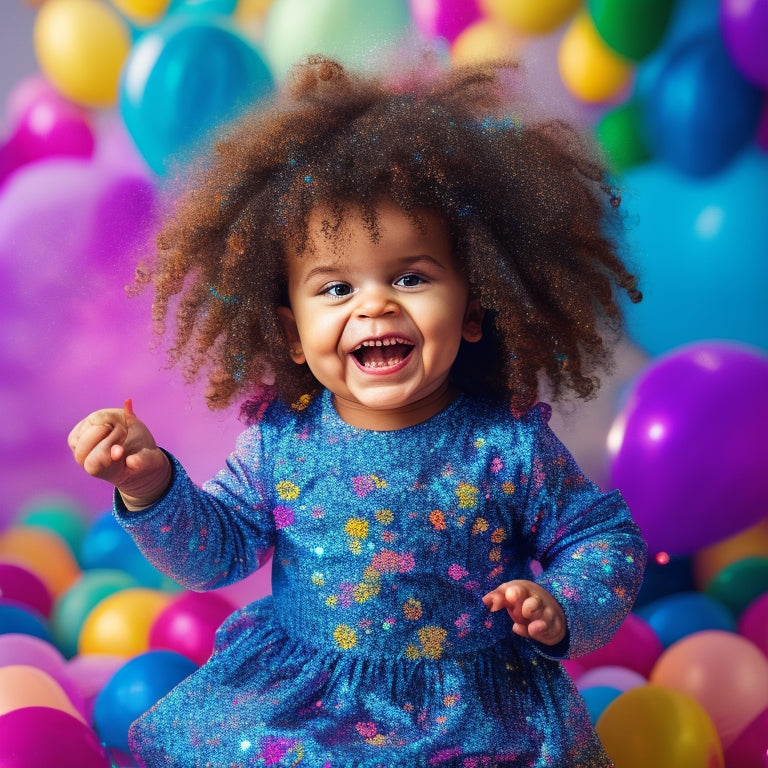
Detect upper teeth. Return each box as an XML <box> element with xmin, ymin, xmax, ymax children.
<box><xmin>354</xmin><ymin>337</ymin><xmax>409</xmax><ymax>350</ymax></box>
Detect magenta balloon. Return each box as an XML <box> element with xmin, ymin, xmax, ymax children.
<box><xmin>410</xmin><ymin>0</ymin><xmax>482</xmax><ymax>42</ymax></box>
<box><xmin>0</xmin><ymin>706</ymin><xmax>111</xmax><ymax>768</ymax></box>
<box><xmin>723</xmin><ymin>706</ymin><xmax>768</xmax><ymax>768</ymax></box>
<box><xmin>609</xmin><ymin>342</ymin><xmax>768</xmax><ymax>556</ymax></box>
<box><xmin>721</xmin><ymin>0</ymin><xmax>768</xmax><ymax>88</ymax></box>
<box><xmin>0</xmin><ymin>562</ymin><xmax>53</xmax><ymax>617</ymax></box>
<box><xmin>738</xmin><ymin>591</ymin><xmax>768</xmax><ymax>659</ymax></box>
<box><xmin>149</xmin><ymin>591</ymin><xmax>235</xmax><ymax>665</ymax></box>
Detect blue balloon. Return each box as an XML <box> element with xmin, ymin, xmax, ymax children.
<box><xmin>622</xmin><ymin>147</ymin><xmax>768</xmax><ymax>357</ymax></box>
<box><xmin>641</xmin><ymin>32</ymin><xmax>763</xmax><ymax>176</ymax></box>
<box><xmin>94</xmin><ymin>650</ymin><xmax>198</xmax><ymax>753</ymax></box>
<box><xmin>580</xmin><ymin>686</ymin><xmax>622</xmax><ymax>726</ymax></box>
<box><xmin>0</xmin><ymin>599</ymin><xmax>52</xmax><ymax>642</ymax></box>
<box><xmin>121</xmin><ymin>15</ymin><xmax>274</xmax><ymax>174</ymax></box>
<box><xmin>636</xmin><ymin>591</ymin><xmax>735</xmax><ymax>648</ymax></box>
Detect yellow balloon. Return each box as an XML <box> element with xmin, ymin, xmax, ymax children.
<box><xmin>109</xmin><ymin>0</ymin><xmax>170</xmax><ymax>25</ymax></box>
<box><xmin>33</xmin><ymin>0</ymin><xmax>132</xmax><ymax>108</ymax></box>
<box><xmin>451</xmin><ymin>18</ymin><xmax>527</xmax><ymax>66</ymax></box>
<box><xmin>694</xmin><ymin>516</ymin><xmax>768</xmax><ymax>589</ymax></box>
<box><xmin>480</xmin><ymin>0</ymin><xmax>583</xmax><ymax>35</ymax></box>
<box><xmin>597</xmin><ymin>685</ymin><xmax>724</xmax><ymax>768</ymax></box>
<box><xmin>0</xmin><ymin>665</ymin><xmax>86</xmax><ymax>723</ymax></box>
<box><xmin>78</xmin><ymin>587</ymin><xmax>172</xmax><ymax>657</ymax></box>
<box><xmin>0</xmin><ymin>525</ymin><xmax>80</xmax><ymax>598</ymax></box>
<box><xmin>557</xmin><ymin>10</ymin><xmax>633</xmax><ymax>103</ymax></box>
<box><xmin>236</xmin><ymin>0</ymin><xmax>273</xmax><ymax>22</ymax></box>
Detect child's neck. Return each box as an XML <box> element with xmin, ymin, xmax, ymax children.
<box><xmin>332</xmin><ymin>381</ymin><xmax>459</xmax><ymax>431</ymax></box>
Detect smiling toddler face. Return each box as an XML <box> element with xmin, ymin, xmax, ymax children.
<box><xmin>278</xmin><ymin>200</ymin><xmax>483</xmax><ymax>429</ymax></box>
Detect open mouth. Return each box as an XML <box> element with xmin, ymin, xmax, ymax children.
<box><xmin>352</xmin><ymin>337</ymin><xmax>415</xmax><ymax>370</ymax></box>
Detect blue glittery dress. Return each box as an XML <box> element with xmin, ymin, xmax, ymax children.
<box><xmin>117</xmin><ymin>390</ymin><xmax>646</xmax><ymax>768</ymax></box>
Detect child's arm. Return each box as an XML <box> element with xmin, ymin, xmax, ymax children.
<box><xmin>482</xmin><ymin>580</ymin><xmax>566</xmax><ymax>647</ymax></box>
<box><xmin>68</xmin><ymin>399</ymin><xmax>172</xmax><ymax>509</ymax></box>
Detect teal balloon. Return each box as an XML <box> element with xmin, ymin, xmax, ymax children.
<box><xmin>168</xmin><ymin>0</ymin><xmax>238</xmax><ymax>15</ymax></box>
<box><xmin>120</xmin><ymin>15</ymin><xmax>274</xmax><ymax>174</ymax></box>
<box><xmin>622</xmin><ymin>147</ymin><xmax>768</xmax><ymax>357</ymax></box>
<box><xmin>16</xmin><ymin>499</ymin><xmax>89</xmax><ymax>566</ymax></box>
<box><xmin>51</xmin><ymin>569</ymin><xmax>139</xmax><ymax>658</ymax></box>
<box><xmin>589</xmin><ymin>0</ymin><xmax>677</xmax><ymax>61</ymax></box>
<box><xmin>704</xmin><ymin>557</ymin><xmax>768</xmax><ymax>618</ymax></box>
<box><xmin>263</xmin><ymin>0</ymin><xmax>412</xmax><ymax>80</ymax></box>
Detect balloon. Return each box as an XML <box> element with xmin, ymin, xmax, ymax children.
<box><xmin>694</xmin><ymin>517</ymin><xmax>768</xmax><ymax>590</ymax></box>
<box><xmin>557</xmin><ymin>10</ymin><xmax>634</xmax><ymax>103</ymax></box>
<box><xmin>169</xmin><ymin>0</ymin><xmax>238</xmax><ymax>14</ymax></box>
<box><xmin>78</xmin><ymin>587</ymin><xmax>172</xmax><ymax>656</ymax></box>
<box><xmin>262</xmin><ymin>0</ymin><xmax>412</xmax><ymax>80</ymax></box>
<box><xmin>704</xmin><ymin>557</ymin><xmax>768</xmax><ymax>618</ymax></box>
<box><xmin>0</xmin><ymin>664</ymin><xmax>85</xmax><ymax>722</ymax></box>
<box><xmin>16</xmin><ymin>497</ymin><xmax>89</xmax><ymax>564</ymax></box>
<box><xmin>480</xmin><ymin>0</ymin><xmax>582</xmax><ymax>35</ymax></box>
<box><xmin>723</xmin><ymin>706</ymin><xmax>768</xmax><ymax>768</ymax></box>
<box><xmin>149</xmin><ymin>590</ymin><xmax>235</xmax><ymax>665</ymax></box>
<box><xmin>609</xmin><ymin>343</ymin><xmax>768</xmax><ymax>555</ymax></box>
<box><xmin>621</xmin><ymin>148</ymin><xmax>768</xmax><ymax>357</ymax></box>
<box><xmin>580</xmin><ymin>685</ymin><xmax>621</xmax><ymax>725</ymax></box>
<box><xmin>33</xmin><ymin>0</ymin><xmax>132</xmax><ymax>108</ymax></box>
<box><xmin>738</xmin><ymin>592</ymin><xmax>768</xmax><ymax>659</ymax></box>
<box><xmin>411</xmin><ymin>0</ymin><xmax>483</xmax><ymax>43</ymax></box>
<box><xmin>52</xmin><ymin>569</ymin><xmax>139</xmax><ymax>658</ymax></box>
<box><xmin>0</xmin><ymin>600</ymin><xmax>52</xmax><ymax>641</ymax></box>
<box><xmin>93</xmin><ymin>650</ymin><xmax>197</xmax><ymax>752</ymax></box>
<box><xmin>0</xmin><ymin>525</ymin><xmax>80</xmax><ymax>598</ymax></box>
<box><xmin>588</xmin><ymin>0</ymin><xmax>676</xmax><ymax>61</ymax></box>
<box><xmin>0</xmin><ymin>88</ymin><xmax>95</xmax><ymax>186</ymax></box>
<box><xmin>595</xmin><ymin>99</ymin><xmax>651</xmax><ymax>173</ymax></box>
<box><xmin>0</xmin><ymin>634</ymin><xmax>85</xmax><ymax>716</ymax></box>
<box><xmin>0</xmin><ymin>562</ymin><xmax>53</xmax><ymax>617</ymax></box>
<box><xmin>636</xmin><ymin>592</ymin><xmax>736</xmax><ymax>648</ymax></box>
<box><xmin>642</xmin><ymin>32</ymin><xmax>764</xmax><ymax>177</ymax></box>
<box><xmin>650</xmin><ymin>630</ymin><xmax>768</xmax><ymax>749</ymax></box>
<box><xmin>596</xmin><ymin>685</ymin><xmax>724</xmax><ymax>768</ymax></box>
<box><xmin>0</xmin><ymin>706</ymin><xmax>111</xmax><ymax>768</ymax></box>
<box><xmin>111</xmin><ymin>0</ymin><xmax>172</xmax><ymax>25</ymax></box>
<box><xmin>120</xmin><ymin>14</ymin><xmax>274</xmax><ymax>174</ymax></box>
<box><xmin>450</xmin><ymin>18</ymin><xmax>526</xmax><ymax>66</ymax></box>
<box><xmin>576</xmin><ymin>665</ymin><xmax>647</xmax><ymax>692</ymax></box>
<box><xmin>65</xmin><ymin>653</ymin><xmax>126</xmax><ymax>722</ymax></box>
<box><xmin>578</xmin><ymin>613</ymin><xmax>663</xmax><ymax>678</ymax></box>
<box><xmin>721</xmin><ymin>0</ymin><xmax>768</xmax><ymax>88</ymax></box>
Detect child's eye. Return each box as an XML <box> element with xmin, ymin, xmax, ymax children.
<box><xmin>395</xmin><ymin>273</ymin><xmax>425</xmax><ymax>288</ymax></box>
<box><xmin>322</xmin><ymin>282</ymin><xmax>353</xmax><ymax>298</ymax></box>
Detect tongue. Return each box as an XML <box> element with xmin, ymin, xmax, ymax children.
<box><xmin>356</xmin><ymin>343</ymin><xmax>412</xmax><ymax>368</ymax></box>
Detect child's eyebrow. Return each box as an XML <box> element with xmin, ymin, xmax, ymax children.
<box><xmin>300</xmin><ymin>254</ymin><xmax>446</xmax><ymax>285</ymax></box>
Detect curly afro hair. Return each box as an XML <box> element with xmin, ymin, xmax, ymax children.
<box><xmin>137</xmin><ymin>55</ymin><xmax>640</xmax><ymax>417</ymax></box>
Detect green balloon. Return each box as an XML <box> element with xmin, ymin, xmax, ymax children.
<box><xmin>17</xmin><ymin>499</ymin><xmax>90</xmax><ymax>565</ymax></box>
<box><xmin>595</xmin><ymin>99</ymin><xmax>652</xmax><ymax>174</ymax></box>
<box><xmin>51</xmin><ymin>569</ymin><xmax>139</xmax><ymax>658</ymax></box>
<box><xmin>263</xmin><ymin>0</ymin><xmax>413</xmax><ymax>80</ymax></box>
<box><xmin>589</xmin><ymin>0</ymin><xmax>677</xmax><ymax>61</ymax></box>
<box><xmin>704</xmin><ymin>556</ymin><xmax>768</xmax><ymax>618</ymax></box>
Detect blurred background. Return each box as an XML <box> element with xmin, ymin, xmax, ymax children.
<box><xmin>0</xmin><ymin>1</ymin><xmax>767</xmax><ymax>766</ymax></box>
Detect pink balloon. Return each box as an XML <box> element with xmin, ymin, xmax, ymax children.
<box><xmin>723</xmin><ymin>706</ymin><xmax>768</xmax><ymax>768</ymax></box>
<box><xmin>651</xmin><ymin>630</ymin><xmax>768</xmax><ymax>749</ymax></box>
<box><xmin>0</xmin><ymin>562</ymin><xmax>53</xmax><ymax>617</ymax></box>
<box><xmin>738</xmin><ymin>591</ymin><xmax>768</xmax><ymax>659</ymax></box>
<box><xmin>65</xmin><ymin>654</ymin><xmax>126</xmax><ymax>722</ymax></box>
<box><xmin>410</xmin><ymin>0</ymin><xmax>482</xmax><ymax>42</ymax></box>
<box><xmin>149</xmin><ymin>591</ymin><xmax>236</xmax><ymax>665</ymax></box>
<box><xmin>579</xmin><ymin>613</ymin><xmax>663</xmax><ymax>678</ymax></box>
<box><xmin>575</xmin><ymin>665</ymin><xmax>647</xmax><ymax>692</ymax></box>
<box><xmin>0</xmin><ymin>706</ymin><xmax>111</xmax><ymax>768</ymax></box>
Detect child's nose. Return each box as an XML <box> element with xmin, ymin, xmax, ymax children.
<box><xmin>355</xmin><ymin>285</ymin><xmax>400</xmax><ymax>318</ymax></box>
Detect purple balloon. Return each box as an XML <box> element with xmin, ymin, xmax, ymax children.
<box><xmin>609</xmin><ymin>342</ymin><xmax>768</xmax><ymax>556</ymax></box>
<box><xmin>0</xmin><ymin>706</ymin><xmax>111</xmax><ymax>768</ymax></box>
<box><xmin>721</xmin><ymin>0</ymin><xmax>768</xmax><ymax>88</ymax></box>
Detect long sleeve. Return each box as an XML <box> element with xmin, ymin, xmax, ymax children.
<box><xmin>114</xmin><ymin>425</ymin><xmax>277</xmax><ymax>592</ymax></box>
<box><xmin>517</xmin><ymin>406</ymin><xmax>647</xmax><ymax>659</ymax></box>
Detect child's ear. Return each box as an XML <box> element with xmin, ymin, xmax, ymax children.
<box><xmin>276</xmin><ymin>306</ymin><xmax>306</xmax><ymax>364</ymax></box>
<box><xmin>462</xmin><ymin>299</ymin><xmax>484</xmax><ymax>343</ymax></box>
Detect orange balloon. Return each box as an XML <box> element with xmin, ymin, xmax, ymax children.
<box><xmin>0</xmin><ymin>525</ymin><xmax>80</xmax><ymax>598</ymax></box>
<box><xmin>451</xmin><ymin>18</ymin><xmax>527</xmax><ymax>66</ymax></box>
<box><xmin>0</xmin><ymin>664</ymin><xmax>86</xmax><ymax>723</ymax></box>
<box><xmin>78</xmin><ymin>587</ymin><xmax>172</xmax><ymax>657</ymax></box>
<box><xmin>694</xmin><ymin>516</ymin><xmax>768</xmax><ymax>589</ymax></box>
<box><xmin>557</xmin><ymin>10</ymin><xmax>633</xmax><ymax>103</ymax></box>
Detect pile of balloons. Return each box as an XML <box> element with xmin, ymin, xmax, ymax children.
<box><xmin>0</xmin><ymin>500</ymin><xmax>270</xmax><ymax>766</ymax></box>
